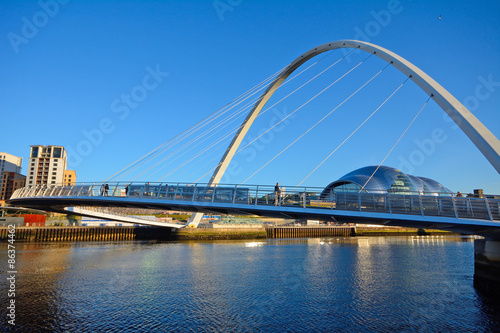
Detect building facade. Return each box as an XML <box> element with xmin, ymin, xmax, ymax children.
<box><xmin>1</xmin><ymin>172</ymin><xmax>26</xmax><ymax>200</ymax></box>
<box><xmin>0</xmin><ymin>152</ymin><xmax>23</xmax><ymax>198</ymax></box>
<box><xmin>26</xmin><ymin>145</ymin><xmax>68</xmax><ymax>186</ymax></box>
<box><xmin>64</xmin><ymin>170</ymin><xmax>77</xmax><ymax>186</ymax></box>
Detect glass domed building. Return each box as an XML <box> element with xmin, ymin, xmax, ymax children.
<box><xmin>322</xmin><ymin>165</ymin><xmax>452</xmax><ymax>196</ymax></box>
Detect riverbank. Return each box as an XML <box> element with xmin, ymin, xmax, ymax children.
<box><xmin>175</xmin><ymin>227</ymin><xmax>267</xmax><ymax>240</ymax></box>
<box><xmin>0</xmin><ymin>226</ymin><xmax>461</xmax><ymax>242</ymax></box>
<box><xmin>354</xmin><ymin>227</ymin><xmax>460</xmax><ymax>236</ymax></box>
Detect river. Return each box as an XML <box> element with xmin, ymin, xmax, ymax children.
<box><xmin>2</xmin><ymin>236</ymin><xmax>500</xmax><ymax>332</ymax></box>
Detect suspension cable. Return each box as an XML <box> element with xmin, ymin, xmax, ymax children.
<box><xmin>295</xmin><ymin>74</ymin><xmax>411</xmax><ymax>187</ymax></box>
<box><xmin>240</xmin><ymin>59</ymin><xmax>401</xmax><ymax>185</ymax></box>
<box><xmin>104</xmin><ymin>63</ymin><xmax>288</xmax><ymax>181</ymax></box>
<box><xmin>192</xmin><ymin>49</ymin><xmax>362</xmax><ymax>183</ymax></box>
<box><xmin>359</xmin><ymin>94</ymin><xmax>433</xmax><ymax>192</ymax></box>
<box><xmin>238</xmin><ymin>52</ymin><xmax>373</xmax><ymax>153</ymax></box>
<box><xmin>146</xmin><ymin>60</ymin><xmax>332</xmax><ymax>182</ymax></box>
<box><xmin>117</xmin><ymin>51</ymin><xmax>340</xmax><ymax>182</ymax></box>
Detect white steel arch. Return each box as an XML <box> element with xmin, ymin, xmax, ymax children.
<box><xmin>188</xmin><ymin>39</ymin><xmax>500</xmax><ymax>227</ymax></box>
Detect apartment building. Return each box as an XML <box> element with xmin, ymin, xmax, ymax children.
<box><xmin>0</xmin><ymin>152</ymin><xmax>23</xmax><ymax>198</ymax></box>
<box><xmin>26</xmin><ymin>145</ymin><xmax>68</xmax><ymax>186</ymax></box>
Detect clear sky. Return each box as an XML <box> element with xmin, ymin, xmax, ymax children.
<box><xmin>2</xmin><ymin>0</ymin><xmax>499</xmax><ymax>193</ymax></box>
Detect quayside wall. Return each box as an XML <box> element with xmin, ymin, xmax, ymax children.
<box><xmin>0</xmin><ymin>226</ymin><xmax>459</xmax><ymax>242</ymax></box>
<box><xmin>0</xmin><ymin>226</ymin><xmax>172</xmax><ymax>242</ymax></box>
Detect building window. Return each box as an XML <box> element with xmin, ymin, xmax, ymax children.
<box><xmin>52</xmin><ymin>172</ymin><xmax>56</xmax><ymax>175</ymax></box>
<box><xmin>52</xmin><ymin>177</ymin><xmax>56</xmax><ymax>180</ymax></box>
<box><xmin>31</xmin><ymin>147</ymin><xmax>39</xmax><ymax>158</ymax></box>
<box><xmin>53</xmin><ymin>148</ymin><xmax>62</xmax><ymax>158</ymax></box>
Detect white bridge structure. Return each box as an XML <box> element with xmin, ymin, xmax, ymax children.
<box><xmin>9</xmin><ymin>182</ymin><xmax>500</xmax><ymax>239</ymax></box>
<box><xmin>8</xmin><ymin>40</ymin><xmax>500</xmax><ymax>238</ymax></box>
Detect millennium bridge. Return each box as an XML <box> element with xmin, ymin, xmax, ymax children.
<box><xmin>9</xmin><ymin>182</ymin><xmax>500</xmax><ymax>238</ymax></box>
<box><xmin>7</xmin><ymin>39</ymin><xmax>500</xmax><ymax>293</ymax></box>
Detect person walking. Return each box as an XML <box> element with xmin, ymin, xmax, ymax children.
<box><xmin>104</xmin><ymin>183</ymin><xmax>109</xmax><ymax>196</ymax></box>
<box><xmin>100</xmin><ymin>184</ymin><xmax>105</xmax><ymax>196</ymax></box>
<box><xmin>274</xmin><ymin>182</ymin><xmax>281</xmax><ymax>206</ymax></box>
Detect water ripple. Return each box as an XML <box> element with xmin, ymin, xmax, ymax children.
<box><xmin>1</xmin><ymin>237</ymin><xmax>499</xmax><ymax>332</ymax></box>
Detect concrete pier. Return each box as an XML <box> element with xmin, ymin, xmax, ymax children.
<box><xmin>474</xmin><ymin>239</ymin><xmax>500</xmax><ymax>297</ymax></box>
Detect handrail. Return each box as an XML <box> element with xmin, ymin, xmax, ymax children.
<box><xmin>9</xmin><ymin>181</ymin><xmax>500</xmax><ymax>222</ymax></box>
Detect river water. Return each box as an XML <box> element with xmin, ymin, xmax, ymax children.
<box><xmin>2</xmin><ymin>236</ymin><xmax>500</xmax><ymax>332</ymax></box>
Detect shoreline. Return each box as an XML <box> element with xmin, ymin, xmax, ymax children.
<box><xmin>0</xmin><ymin>226</ymin><xmax>461</xmax><ymax>242</ymax></box>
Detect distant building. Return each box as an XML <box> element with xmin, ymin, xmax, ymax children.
<box><xmin>64</xmin><ymin>170</ymin><xmax>77</xmax><ymax>186</ymax></box>
<box><xmin>0</xmin><ymin>152</ymin><xmax>23</xmax><ymax>198</ymax></box>
<box><xmin>26</xmin><ymin>145</ymin><xmax>68</xmax><ymax>186</ymax></box>
<box><xmin>0</xmin><ymin>172</ymin><xmax>26</xmax><ymax>200</ymax></box>
<box><xmin>321</xmin><ymin>165</ymin><xmax>453</xmax><ymax>197</ymax></box>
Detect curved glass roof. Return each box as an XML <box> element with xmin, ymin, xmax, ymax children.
<box><xmin>322</xmin><ymin>165</ymin><xmax>452</xmax><ymax>196</ymax></box>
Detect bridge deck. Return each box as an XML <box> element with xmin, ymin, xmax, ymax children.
<box><xmin>8</xmin><ymin>182</ymin><xmax>500</xmax><ymax>237</ymax></box>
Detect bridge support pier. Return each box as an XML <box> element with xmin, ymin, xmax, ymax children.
<box><xmin>474</xmin><ymin>239</ymin><xmax>500</xmax><ymax>297</ymax></box>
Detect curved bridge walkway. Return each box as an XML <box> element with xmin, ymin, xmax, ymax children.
<box><xmin>9</xmin><ymin>182</ymin><xmax>500</xmax><ymax>237</ymax></box>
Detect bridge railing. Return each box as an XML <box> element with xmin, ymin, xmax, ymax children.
<box><xmin>10</xmin><ymin>182</ymin><xmax>500</xmax><ymax>221</ymax></box>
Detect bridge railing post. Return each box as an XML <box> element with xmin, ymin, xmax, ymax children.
<box><xmin>173</xmin><ymin>183</ymin><xmax>179</xmax><ymax>201</ymax></box>
<box><xmin>57</xmin><ymin>185</ymin><xmax>64</xmax><ymax>197</ymax></box>
<box><xmin>388</xmin><ymin>193</ymin><xmax>392</xmax><ymax>214</ymax></box>
<box><xmin>111</xmin><ymin>182</ymin><xmax>119</xmax><ymax>197</ymax></box>
<box><xmin>418</xmin><ymin>192</ymin><xmax>424</xmax><ymax>216</ymax></box>
<box><xmin>468</xmin><ymin>199</ymin><xmax>473</xmax><ymax>218</ymax></box>
<box><xmin>37</xmin><ymin>185</ymin><xmax>44</xmax><ymax>196</ymax></box>
<box><xmin>255</xmin><ymin>186</ymin><xmax>259</xmax><ymax>206</ymax></box>
<box><xmin>452</xmin><ymin>196</ymin><xmax>459</xmax><ymax>218</ymax></box>
<box><xmin>77</xmin><ymin>183</ymin><xmax>84</xmax><ymax>197</ymax></box>
<box><xmin>154</xmin><ymin>183</ymin><xmax>161</xmax><ymax>198</ymax></box>
<box><xmin>48</xmin><ymin>185</ymin><xmax>57</xmax><ymax>197</ymax></box>
<box><xmin>139</xmin><ymin>184</ymin><xmax>145</xmax><ymax>198</ymax></box>
<box><xmin>37</xmin><ymin>185</ymin><xmax>43</xmax><ymax>197</ymax></box>
<box><xmin>30</xmin><ymin>185</ymin><xmax>38</xmax><ymax>197</ymax></box>
<box><xmin>68</xmin><ymin>185</ymin><xmax>75</xmax><ymax>196</ymax></box>
<box><xmin>232</xmin><ymin>185</ymin><xmax>237</xmax><ymax>204</ymax></box>
<box><xmin>41</xmin><ymin>185</ymin><xmax>48</xmax><ymax>197</ymax></box>
<box><xmin>192</xmin><ymin>183</ymin><xmax>197</xmax><ymax>201</ymax></box>
<box><xmin>485</xmin><ymin>198</ymin><xmax>493</xmax><ymax>220</ymax></box>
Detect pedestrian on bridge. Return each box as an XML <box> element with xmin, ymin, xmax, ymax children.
<box><xmin>275</xmin><ymin>182</ymin><xmax>281</xmax><ymax>206</ymax></box>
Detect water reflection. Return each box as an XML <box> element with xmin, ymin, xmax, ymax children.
<box><xmin>0</xmin><ymin>236</ymin><xmax>497</xmax><ymax>332</ymax></box>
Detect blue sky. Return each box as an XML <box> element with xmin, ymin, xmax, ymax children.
<box><xmin>1</xmin><ymin>0</ymin><xmax>499</xmax><ymax>193</ymax></box>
